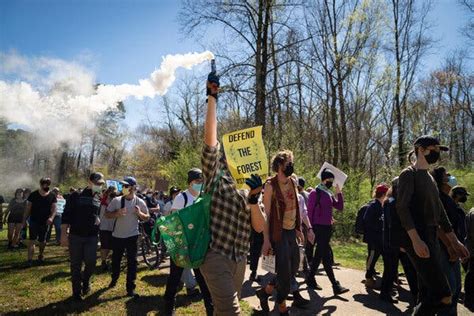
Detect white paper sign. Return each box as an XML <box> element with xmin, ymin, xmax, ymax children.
<box><xmin>317</xmin><ymin>162</ymin><xmax>348</xmax><ymax>188</ymax></box>
<box><xmin>261</xmin><ymin>255</ymin><xmax>276</xmax><ymax>274</ymax></box>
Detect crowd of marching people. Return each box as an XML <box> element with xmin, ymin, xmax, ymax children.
<box><xmin>0</xmin><ymin>71</ymin><xmax>473</xmax><ymax>316</ymax></box>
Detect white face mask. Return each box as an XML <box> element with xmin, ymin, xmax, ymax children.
<box><xmin>92</xmin><ymin>185</ymin><xmax>102</xmax><ymax>194</ymax></box>
<box><xmin>146</xmin><ymin>194</ymin><xmax>152</xmax><ymax>198</ymax></box>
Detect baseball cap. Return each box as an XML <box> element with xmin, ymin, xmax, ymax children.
<box><xmin>187</xmin><ymin>168</ymin><xmax>203</xmax><ymax>184</ymax></box>
<box><xmin>169</xmin><ymin>186</ymin><xmax>181</xmax><ymax>195</ymax></box>
<box><xmin>120</xmin><ymin>176</ymin><xmax>137</xmax><ymax>187</ymax></box>
<box><xmin>414</xmin><ymin>135</ymin><xmax>449</xmax><ymax>151</ymax></box>
<box><xmin>452</xmin><ymin>186</ymin><xmax>470</xmax><ymax>196</ymax></box>
<box><xmin>89</xmin><ymin>172</ymin><xmax>105</xmax><ymax>185</ymax></box>
<box><xmin>375</xmin><ymin>184</ymin><xmax>389</xmax><ymax>194</ymax></box>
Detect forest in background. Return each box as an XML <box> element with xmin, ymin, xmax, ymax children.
<box><xmin>1</xmin><ymin>1</ymin><xmax>473</xmax><ymax>237</ymax></box>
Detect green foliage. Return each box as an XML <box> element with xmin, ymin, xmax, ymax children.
<box><xmin>161</xmin><ymin>144</ymin><xmax>202</xmax><ymax>189</ymax></box>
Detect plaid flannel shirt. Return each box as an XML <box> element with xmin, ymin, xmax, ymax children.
<box><xmin>201</xmin><ymin>142</ymin><xmax>251</xmax><ymax>262</ymax></box>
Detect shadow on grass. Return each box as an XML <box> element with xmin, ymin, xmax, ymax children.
<box><xmin>3</xmin><ymin>287</ymin><xmax>121</xmax><ymax>316</ymax></box>
<box><xmin>41</xmin><ymin>271</ymin><xmax>70</xmax><ymax>283</ymax></box>
<box><xmin>0</xmin><ymin>258</ymin><xmax>67</xmax><ymax>274</ymax></box>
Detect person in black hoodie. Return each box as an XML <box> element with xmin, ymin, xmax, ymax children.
<box><xmin>364</xmin><ymin>184</ymin><xmax>389</xmax><ymax>288</ymax></box>
<box><xmin>60</xmin><ymin>172</ymin><xmax>105</xmax><ymax>301</ymax></box>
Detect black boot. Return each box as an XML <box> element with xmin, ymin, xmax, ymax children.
<box><xmin>306</xmin><ymin>276</ymin><xmax>322</xmax><ymax>290</ymax></box>
<box><xmin>332</xmin><ymin>281</ymin><xmax>349</xmax><ymax>295</ymax></box>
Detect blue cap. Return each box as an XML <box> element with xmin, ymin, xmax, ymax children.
<box><xmin>120</xmin><ymin>176</ymin><xmax>137</xmax><ymax>186</ymax></box>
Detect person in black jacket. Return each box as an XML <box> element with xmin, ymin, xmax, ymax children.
<box><xmin>60</xmin><ymin>172</ymin><xmax>105</xmax><ymax>301</ymax></box>
<box><xmin>364</xmin><ymin>184</ymin><xmax>389</xmax><ymax>288</ymax></box>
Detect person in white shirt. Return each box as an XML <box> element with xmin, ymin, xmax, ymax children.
<box><xmin>106</xmin><ymin>176</ymin><xmax>149</xmax><ymax>298</ymax></box>
<box><xmin>164</xmin><ymin>168</ymin><xmax>213</xmax><ymax>316</ymax></box>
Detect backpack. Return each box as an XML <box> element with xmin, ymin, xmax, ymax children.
<box><xmin>152</xmin><ymin>172</ymin><xmax>222</xmax><ymax>269</ymax></box>
<box><xmin>355</xmin><ymin>203</ymin><xmax>370</xmax><ymax>235</ymax></box>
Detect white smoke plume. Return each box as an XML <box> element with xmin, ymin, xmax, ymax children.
<box><xmin>0</xmin><ymin>51</ymin><xmax>214</xmax><ymax>146</ymax></box>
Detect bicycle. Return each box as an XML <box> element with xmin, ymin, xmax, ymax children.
<box><xmin>138</xmin><ymin>220</ymin><xmax>165</xmax><ymax>269</ymax></box>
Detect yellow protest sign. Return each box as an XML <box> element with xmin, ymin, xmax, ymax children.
<box><xmin>222</xmin><ymin>126</ymin><xmax>268</xmax><ymax>189</ymax></box>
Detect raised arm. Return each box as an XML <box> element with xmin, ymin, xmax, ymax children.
<box><xmin>204</xmin><ymin>72</ymin><xmax>219</xmax><ymax>147</ymax></box>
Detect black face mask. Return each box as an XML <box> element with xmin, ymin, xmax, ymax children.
<box><xmin>283</xmin><ymin>163</ymin><xmax>294</xmax><ymax>177</ymax></box>
<box><xmin>424</xmin><ymin>150</ymin><xmax>440</xmax><ymax>164</ymax></box>
<box><xmin>459</xmin><ymin>196</ymin><xmax>467</xmax><ymax>203</ymax></box>
<box><xmin>325</xmin><ymin>181</ymin><xmax>333</xmax><ymax>189</ymax></box>
<box><xmin>42</xmin><ymin>186</ymin><xmax>50</xmax><ymax>192</ymax></box>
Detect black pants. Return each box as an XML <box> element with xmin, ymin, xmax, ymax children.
<box><xmin>398</xmin><ymin>251</ymin><xmax>418</xmax><ymax>303</ymax></box>
<box><xmin>405</xmin><ymin>228</ymin><xmax>451</xmax><ymax>315</ymax></box>
<box><xmin>164</xmin><ymin>259</ymin><xmax>213</xmax><ymax>314</ymax></box>
<box><xmin>274</xmin><ymin>229</ymin><xmax>300</xmax><ymax>304</ymax></box>
<box><xmin>380</xmin><ymin>247</ymin><xmax>399</xmax><ymax>297</ymax></box>
<box><xmin>310</xmin><ymin>225</ymin><xmax>337</xmax><ymax>285</ymax></box>
<box><xmin>111</xmin><ymin>235</ymin><xmax>138</xmax><ymax>292</ymax></box>
<box><xmin>69</xmin><ymin>234</ymin><xmax>97</xmax><ymax>296</ymax></box>
<box><xmin>249</xmin><ymin>229</ymin><xmax>263</xmax><ymax>273</ymax></box>
<box><xmin>366</xmin><ymin>242</ymin><xmax>382</xmax><ymax>279</ymax></box>
<box><xmin>464</xmin><ymin>257</ymin><xmax>474</xmax><ymax>308</ymax></box>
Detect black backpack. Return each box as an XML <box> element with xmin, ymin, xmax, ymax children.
<box><xmin>355</xmin><ymin>202</ymin><xmax>371</xmax><ymax>235</ymax></box>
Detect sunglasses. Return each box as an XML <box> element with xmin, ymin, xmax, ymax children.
<box><xmin>123</xmin><ymin>184</ymin><xmax>130</xmax><ymax>188</ymax></box>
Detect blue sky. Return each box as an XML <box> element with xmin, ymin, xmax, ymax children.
<box><xmin>0</xmin><ymin>0</ymin><xmax>471</xmax><ymax>129</ymax></box>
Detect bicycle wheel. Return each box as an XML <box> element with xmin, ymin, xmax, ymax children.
<box><xmin>141</xmin><ymin>235</ymin><xmax>161</xmax><ymax>269</ymax></box>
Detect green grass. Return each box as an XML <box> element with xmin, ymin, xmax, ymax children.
<box><xmin>0</xmin><ymin>229</ymin><xmax>252</xmax><ymax>315</ymax></box>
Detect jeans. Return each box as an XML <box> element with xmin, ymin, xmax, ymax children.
<box><xmin>164</xmin><ymin>258</ymin><xmax>213</xmax><ymax>314</ymax></box>
<box><xmin>310</xmin><ymin>224</ymin><xmax>337</xmax><ymax>285</ymax></box>
<box><xmin>111</xmin><ymin>235</ymin><xmax>138</xmax><ymax>292</ymax></box>
<box><xmin>249</xmin><ymin>229</ymin><xmax>263</xmax><ymax>273</ymax></box>
<box><xmin>273</xmin><ymin>229</ymin><xmax>300</xmax><ymax>304</ymax></box>
<box><xmin>200</xmin><ymin>250</ymin><xmax>246</xmax><ymax>315</ymax></box>
<box><xmin>405</xmin><ymin>228</ymin><xmax>452</xmax><ymax>316</ymax></box>
<box><xmin>438</xmin><ymin>246</ymin><xmax>461</xmax><ymax>316</ymax></box>
<box><xmin>69</xmin><ymin>234</ymin><xmax>97</xmax><ymax>296</ymax></box>
<box><xmin>46</xmin><ymin>215</ymin><xmax>62</xmax><ymax>242</ymax></box>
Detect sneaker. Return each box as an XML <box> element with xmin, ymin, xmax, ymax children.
<box><xmin>127</xmin><ymin>290</ymin><xmax>140</xmax><ymax>299</ymax></box>
<box><xmin>108</xmin><ymin>279</ymin><xmax>117</xmax><ymax>288</ymax></box>
<box><xmin>256</xmin><ymin>288</ymin><xmax>270</xmax><ymax>313</ymax></box>
<box><xmin>26</xmin><ymin>260</ymin><xmax>33</xmax><ymax>267</ymax></box>
<box><xmin>365</xmin><ymin>277</ymin><xmax>377</xmax><ymax>289</ymax></box>
<box><xmin>332</xmin><ymin>281</ymin><xmax>349</xmax><ymax>295</ymax></box>
<box><xmin>38</xmin><ymin>254</ymin><xmax>44</xmax><ymax>264</ymax></box>
<box><xmin>101</xmin><ymin>261</ymin><xmax>109</xmax><ymax>272</ymax></box>
<box><xmin>73</xmin><ymin>294</ymin><xmax>83</xmax><ymax>302</ymax></box>
<box><xmin>292</xmin><ymin>291</ymin><xmax>311</xmax><ymax>308</ymax></box>
<box><xmin>186</xmin><ymin>287</ymin><xmax>200</xmax><ymax>297</ymax></box>
<box><xmin>164</xmin><ymin>300</ymin><xmax>176</xmax><ymax>316</ymax></box>
<box><xmin>380</xmin><ymin>293</ymin><xmax>398</xmax><ymax>304</ymax></box>
<box><xmin>82</xmin><ymin>284</ymin><xmax>91</xmax><ymax>296</ymax></box>
<box><xmin>249</xmin><ymin>271</ymin><xmax>257</xmax><ymax>282</ymax></box>
<box><xmin>306</xmin><ymin>277</ymin><xmax>322</xmax><ymax>290</ymax></box>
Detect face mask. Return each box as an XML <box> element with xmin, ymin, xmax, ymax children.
<box><xmin>283</xmin><ymin>163</ymin><xmax>294</xmax><ymax>177</ymax></box>
<box><xmin>459</xmin><ymin>196</ymin><xmax>467</xmax><ymax>203</ymax></box>
<box><xmin>325</xmin><ymin>181</ymin><xmax>333</xmax><ymax>189</ymax></box>
<box><xmin>424</xmin><ymin>150</ymin><xmax>440</xmax><ymax>164</ymax></box>
<box><xmin>42</xmin><ymin>186</ymin><xmax>50</xmax><ymax>192</ymax></box>
<box><xmin>192</xmin><ymin>183</ymin><xmax>203</xmax><ymax>193</ymax></box>
<box><xmin>92</xmin><ymin>185</ymin><xmax>102</xmax><ymax>194</ymax></box>
<box><xmin>146</xmin><ymin>194</ymin><xmax>152</xmax><ymax>198</ymax></box>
